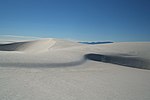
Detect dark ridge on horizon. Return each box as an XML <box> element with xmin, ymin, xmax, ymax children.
<box><xmin>79</xmin><ymin>41</ymin><xmax>113</xmax><ymax>45</ymax></box>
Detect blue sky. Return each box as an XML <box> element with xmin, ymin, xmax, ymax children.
<box><xmin>0</xmin><ymin>0</ymin><xmax>150</xmax><ymax>42</ymax></box>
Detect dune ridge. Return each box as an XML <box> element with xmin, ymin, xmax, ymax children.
<box><xmin>0</xmin><ymin>39</ymin><xmax>56</xmax><ymax>52</ymax></box>
<box><xmin>0</xmin><ymin>38</ymin><xmax>149</xmax><ymax>69</ymax></box>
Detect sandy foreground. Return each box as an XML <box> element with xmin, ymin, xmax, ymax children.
<box><xmin>0</xmin><ymin>38</ymin><xmax>150</xmax><ymax>100</ymax></box>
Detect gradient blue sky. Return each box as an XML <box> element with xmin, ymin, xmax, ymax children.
<box><xmin>0</xmin><ymin>0</ymin><xmax>150</xmax><ymax>41</ymax></box>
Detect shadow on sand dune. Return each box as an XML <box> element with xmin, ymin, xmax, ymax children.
<box><xmin>0</xmin><ymin>42</ymin><xmax>27</xmax><ymax>51</ymax></box>
<box><xmin>0</xmin><ymin>58</ymin><xmax>87</xmax><ymax>68</ymax></box>
<box><xmin>85</xmin><ymin>53</ymin><xmax>150</xmax><ymax>70</ymax></box>
<box><xmin>0</xmin><ymin>52</ymin><xmax>149</xmax><ymax>70</ymax></box>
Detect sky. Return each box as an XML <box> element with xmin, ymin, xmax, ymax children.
<box><xmin>0</xmin><ymin>0</ymin><xmax>150</xmax><ymax>42</ymax></box>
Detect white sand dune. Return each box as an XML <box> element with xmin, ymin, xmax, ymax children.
<box><xmin>0</xmin><ymin>38</ymin><xmax>150</xmax><ymax>100</ymax></box>
<box><xmin>0</xmin><ymin>39</ymin><xmax>56</xmax><ymax>52</ymax></box>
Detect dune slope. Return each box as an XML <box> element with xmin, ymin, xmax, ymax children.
<box><xmin>0</xmin><ymin>39</ymin><xmax>56</xmax><ymax>52</ymax></box>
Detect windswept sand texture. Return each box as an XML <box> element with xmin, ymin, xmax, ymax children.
<box><xmin>0</xmin><ymin>38</ymin><xmax>150</xmax><ymax>100</ymax></box>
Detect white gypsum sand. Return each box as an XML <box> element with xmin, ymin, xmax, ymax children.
<box><xmin>0</xmin><ymin>38</ymin><xmax>150</xmax><ymax>100</ymax></box>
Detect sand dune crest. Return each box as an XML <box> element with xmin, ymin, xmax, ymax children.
<box><xmin>0</xmin><ymin>39</ymin><xmax>56</xmax><ymax>52</ymax></box>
